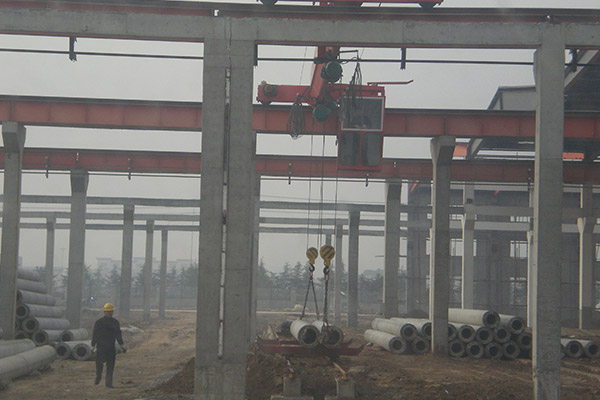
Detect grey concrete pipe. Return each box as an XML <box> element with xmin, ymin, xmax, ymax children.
<box><xmin>450</xmin><ymin>323</ymin><xmax>475</xmax><ymax>343</ymax></box>
<box><xmin>501</xmin><ymin>340</ymin><xmax>520</xmax><ymax>360</ymax></box>
<box><xmin>472</xmin><ymin>325</ymin><xmax>493</xmax><ymax>345</ymax></box>
<box><xmin>410</xmin><ymin>336</ymin><xmax>430</xmax><ymax>355</ymax></box>
<box><xmin>0</xmin><ymin>339</ymin><xmax>36</xmax><ymax>359</ymax></box>
<box><xmin>60</xmin><ymin>328</ymin><xmax>89</xmax><ymax>342</ymax></box>
<box><xmin>55</xmin><ymin>342</ymin><xmax>75</xmax><ymax>360</ymax></box>
<box><xmin>578</xmin><ymin>339</ymin><xmax>600</xmax><ymax>359</ymax></box>
<box><xmin>448</xmin><ymin>308</ymin><xmax>499</xmax><ymax>328</ymax></box>
<box><xmin>16</xmin><ymin>303</ymin><xmax>62</xmax><ymax>320</ymax></box>
<box><xmin>390</xmin><ymin>318</ymin><xmax>431</xmax><ymax>340</ymax></box>
<box><xmin>32</xmin><ymin>330</ymin><xmax>62</xmax><ymax>346</ymax></box>
<box><xmin>363</xmin><ymin>329</ymin><xmax>407</xmax><ymax>354</ymax></box>
<box><xmin>497</xmin><ymin>314</ymin><xmax>526</xmax><ymax>335</ymax></box>
<box><xmin>447</xmin><ymin>323</ymin><xmax>458</xmax><ymax>341</ymax></box>
<box><xmin>14</xmin><ymin>331</ymin><xmax>29</xmax><ymax>340</ymax></box>
<box><xmin>312</xmin><ymin>321</ymin><xmax>344</xmax><ymax>349</ymax></box>
<box><xmin>484</xmin><ymin>342</ymin><xmax>502</xmax><ymax>359</ymax></box>
<box><xmin>493</xmin><ymin>327</ymin><xmax>510</xmax><ymax>344</ymax></box>
<box><xmin>23</xmin><ymin>317</ymin><xmax>70</xmax><ymax>334</ymax></box>
<box><xmin>290</xmin><ymin>320</ymin><xmax>320</xmax><ymax>348</ymax></box>
<box><xmin>561</xmin><ymin>344</ymin><xmax>566</xmax><ymax>360</ymax></box>
<box><xmin>72</xmin><ymin>341</ymin><xmax>95</xmax><ymax>361</ymax></box>
<box><xmin>513</xmin><ymin>331</ymin><xmax>532</xmax><ymax>350</ymax></box>
<box><xmin>371</xmin><ymin>318</ymin><xmax>417</xmax><ymax>341</ymax></box>
<box><xmin>561</xmin><ymin>339</ymin><xmax>584</xmax><ymax>358</ymax></box>
<box><xmin>16</xmin><ymin>290</ymin><xmax>56</xmax><ymax>306</ymax></box>
<box><xmin>0</xmin><ymin>345</ymin><xmax>56</xmax><ymax>382</ymax></box>
<box><xmin>448</xmin><ymin>339</ymin><xmax>465</xmax><ymax>357</ymax></box>
<box><xmin>17</xmin><ymin>279</ymin><xmax>47</xmax><ymax>294</ymax></box>
<box><xmin>17</xmin><ymin>269</ymin><xmax>41</xmax><ymax>282</ymax></box>
<box><xmin>0</xmin><ymin>328</ymin><xmax>3</xmax><ymax>339</ymax></box>
<box><xmin>465</xmin><ymin>341</ymin><xmax>484</xmax><ymax>359</ymax></box>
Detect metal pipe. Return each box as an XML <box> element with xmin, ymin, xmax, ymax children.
<box><xmin>484</xmin><ymin>342</ymin><xmax>502</xmax><ymax>359</ymax></box>
<box><xmin>497</xmin><ymin>314</ymin><xmax>526</xmax><ymax>335</ymax></box>
<box><xmin>501</xmin><ymin>340</ymin><xmax>520</xmax><ymax>360</ymax></box>
<box><xmin>561</xmin><ymin>339</ymin><xmax>584</xmax><ymax>358</ymax></box>
<box><xmin>448</xmin><ymin>339</ymin><xmax>465</xmax><ymax>357</ymax></box>
<box><xmin>16</xmin><ymin>303</ymin><xmax>62</xmax><ymax>320</ymax></box>
<box><xmin>32</xmin><ymin>330</ymin><xmax>62</xmax><ymax>346</ymax></box>
<box><xmin>577</xmin><ymin>339</ymin><xmax>600</xmax><ymax>359</ymax></box>
<box><xmin>14</xmin><ymin>331</ymin><xmax>29</xmax><ymax>340</ymax></box>
<box><xmin>60</xmin><ymin>328</ymin><xmax>89</xmax><ymax>342</ymax></box>
<box><xmin>22</xmin><ymin>318</ymin><xmax>70</xmax><ymax>334</ymax></box>
<box><xmin>312</xmin><ymin>321</ymin><xmax>344</xmax><ymax>349</ymax></box>
<box><xmin>513</xmin><ymin>331</ymin><xmax>532</xmax><ymax>350</ymax></box>
<box><xmin>16</xmin><ymin>290</ymin><xmax>56</xmax><ymax>306</ymax></box>
<box><xmin>17</xmin><ymin>279</ymin><xmax>47</xmax><ymax>294</ymax></box>
<box><xmin>363</xmin><ymin>329</ymin><xmax>407</xmax><ymax>354</ymax></box>
<box><xmin>0</xmin><ymin>345</ymin><xmax>57</xmax><ymax>382</ymax></box>
<box><xmin>465</xmin><ymin>341</ymin><xmax>484</xmax><ymax>359</ymax></box>
<box><xmin>449</xmin><ymin>323</ymin><xmax>475</xmax><ymax>343</ymax></box>
<box><xmin>410</xmin><ymin>336</ymin><xmax>430</xmax><ymax>355</ymax></box>
<box><xmin>0</xmin><ymin>339</ymin><xmax>36</xmax><ymax>358</ymax></box>
<box><xmin>493</xmin><ymin>327</ymin><xmax>510</xmax><ymax>344</ymax></box>
<box><xmin>17</xmin><ymin>269</ymin><xmax>41</xmax><ymax>282</ymax></box>
<box><xmin>371</xmin><ymin>318</ymin><xmax>417</xmax><ymax>341</ymax></box>
<box><xmin>448</xmin><ymin>308</ymin><xmax>499</xmax><ymax>328</ymax></box>
<box><xmin>290</xmin><ymin>320</ymin><xmax>320</xmax><ymax>348</ymax></box>
<box><xmin>390</xmin><ymin>318</ymin><xmax>431</xmax><ymax>340</ymax></box>
<box><xmin>472</xmin><ymin>325</ymin><xmax>493</xmax><ymax>345</ymax></box>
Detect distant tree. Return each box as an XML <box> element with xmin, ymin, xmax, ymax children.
<box><xmin>107</xmin><ymin>266</ymin><xmax>121</xmax><ymax>290</ymax></box>
<box><xmin>257</xmin><ymin>258</ymin><xmax>273</xmax><ymax>289</ymax></box>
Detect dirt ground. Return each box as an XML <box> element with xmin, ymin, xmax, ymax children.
<box><xmin>3</xmin><ymin>310</ymin><xmax>600</xmax><ymax>400</ymax></box>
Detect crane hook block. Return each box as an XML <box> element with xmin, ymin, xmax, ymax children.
<box><xmin>306</xmin><ymin>247</ymin><xmax>318</xmax><ymax>264</ymax></box>
<box><xmin>320</xmin><ymin>245</ymin><xmax>335</xmax><ymax>266</ymax></box>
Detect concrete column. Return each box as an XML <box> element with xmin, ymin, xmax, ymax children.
<box><xmin>461</xmin><ymin>184</ymin><xmax>475</xmax><ymax>309</ymax></box>
<box><xmin>406</xmin><ymin>187</ymin><xmax>427</xmax><ymax>315</ymax></box>
<box><xmin>119</xmin><ymin>204</ymin><xmax>134</xmax><ymax>320</ymax></box>
<box><xmin>578</xmin><ymin>183</ymin><xmax>595</xmax><ymax>329</ymax></box>
<box><xmin>527</xmin><ymin>187</ymin><xmax>535</xmax><ymax>326</ymax></box>
<box><xmin>383</xmin><ymin>182</ymin><xmax>401</xmax><ymax>318</ymax></box>
<box><xmin>347</xmin><ymin>211</ymin><xmax>360</xmax><ymax>328</ymax></box>
<box><xmin>143</xmin><ymin>220</ymin><xmax>154</xmax><ymax>321</ymax></box>
<box><xmin>0</xmin><ymin>122</ymin><xmax>25</xmax><ymax>339</ymax></box>
<box><xmin>429</xmin><ymin>135</ymin><xmax>455</xmax><ymax>356</ymax></box>
<box><xmin>66</xmin><ymin>169</ymin><xmax>89</xmax><ymax>329</ymax></box>
<box><xmin>249</xmin><ymin>177</ymin><xmax>261</xmax><ymax>347</ymax></box>
<box><xmin>45</xmin><ymin>216</ymin><xmax>56</xmax><ymax>294</ymax></box>
<box><xmin>334</xmin><ymin>224</ymin><xmax>344</xmax><ymax>326</ymax></box>
<box><xmin>531</xmin><ymin>26</ymin><xmax>564</xmax><ymax>400</ymax></box>
<box><xmin>159</xmin><ymin>230</ymin><xmax>168</xmax><ymax>319</ymax></box>
<box><xmin>195</xmin><ymin>37</ymin><xmax>256</xmax><ymax>400</ymax></box>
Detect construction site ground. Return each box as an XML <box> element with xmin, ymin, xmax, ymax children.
<box><xmin>2</xmin><ymin>310</ymin><xmax>600</xmax><ymax>400</ymax></box>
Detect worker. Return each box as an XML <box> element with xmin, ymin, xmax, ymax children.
<box><xmin>92</xmin><ymin>302</ymin><xmax>126</xmax><ymax>388</ymax></box>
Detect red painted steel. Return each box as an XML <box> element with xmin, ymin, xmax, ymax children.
<box><xmin>1</xmin><ymin>148</ymin><xmax>597</xmax><ymax>183</ymax></box>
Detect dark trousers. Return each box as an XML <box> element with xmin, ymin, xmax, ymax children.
<box><xmin>95</xmin><ymin>347</ymin><xmax>116</xmax><ymax>387</ymax></box>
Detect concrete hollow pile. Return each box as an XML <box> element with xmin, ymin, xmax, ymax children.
<box><xmin>0</xmin><ymin>344</ymin><xmax>56</xmax><ymax>383</ymax></box>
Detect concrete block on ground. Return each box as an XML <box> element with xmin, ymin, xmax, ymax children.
<box><xmin>283</xmin><ymin>376</ymin><xmax>302</xmax><ymax>396</ymax></box>
<box><xmin>324</xmin><ymin>378</ymin><xmax>357</xmax><ymax>399</ymax></box>
<box><xmin>271</xmin><ymin>396</ymin><xmax>314</xmax><ymax>400</ymax></box>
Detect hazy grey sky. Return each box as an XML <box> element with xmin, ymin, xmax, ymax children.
<box><xmin>0</xmin><ymin>0</ymin><xmax>597</xmax><ymax>275</ymax></box>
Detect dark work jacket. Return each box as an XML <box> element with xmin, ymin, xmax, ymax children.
<box><xmin>91</xmin><ymin>316</ymin><xmax>124</xmax><ymax>350</ymax></box>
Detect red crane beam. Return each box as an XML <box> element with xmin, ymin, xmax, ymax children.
<box><xmin>2</xmin><ymin>147</ymin><xmax>598</xmax><ymax>184</ymax></box>
<box><xmin>2</xmin><ymin>95</ymin><xmax>600</xmax><ymax>139</ymax></box>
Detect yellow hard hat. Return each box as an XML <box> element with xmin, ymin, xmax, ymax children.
<box><xmin>103</xmin><ymin>303</ymin><xmax>115</xmax><ymax>312</ymax></box>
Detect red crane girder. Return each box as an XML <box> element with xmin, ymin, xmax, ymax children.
<box><xmin>2</xmin><ymin>96</ymin><xmax>600</xmax><ymax>139</ymax></box>
<box><xmin>1</xmin><ymin>148</ymin><xmax>598</xmax><ymax>184</ymax></box>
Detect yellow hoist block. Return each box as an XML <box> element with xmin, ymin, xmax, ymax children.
<box><xmin>306</xmin><ymin>247</ymin><xmax>318</xmax><ymax>264</ymax></box>
<box><xmin>320</xmin><ymin>244</ymin><xmax>335</xmax><ymax>266</ymax></box>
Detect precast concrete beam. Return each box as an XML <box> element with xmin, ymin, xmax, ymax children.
<box><xmin>578</xmin><ymin>183</ymin><xmax>595</xmax><ymax>329</ymax></box>
<box><xmin>383</xmin><ymin>182</ymin><xmax>401</xmax><ymax>318</ymax></box>
<box><xmin>119</xmin><ymin>204</ymin><xmax>134</xmax><ymax>320</ymax></box>
<box><xmin>0</xmin><ymin>122</ymin><xmax>25</xmax><ymax>339</ymax></box>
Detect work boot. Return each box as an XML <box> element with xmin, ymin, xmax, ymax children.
<box><xmin>94</xmin><ymin>375</ymin><xmax>101</xmax><ymax>385</ymax></box>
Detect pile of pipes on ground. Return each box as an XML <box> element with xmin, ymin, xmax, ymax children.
<box><xmin>0</xmin><ymin>339</ymin><xmax>57</xmax><ymax>386</ymax></box>
<box><xmin>289</xmin><ymin>319</ymin><xmax>345</xmax><ymax>348</ymax></box>
<box><xmin>15</xmin><ymin>269</ymin><xmax>70</xmax><ymax>347</ymax></box>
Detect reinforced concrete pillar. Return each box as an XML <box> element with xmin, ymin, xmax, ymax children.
<box><xmin>527</xmin><ymin>187</ymin><xmax>535</xmax><ymax>326</ymax></box>
<box><xmin>143</xmin><ymin>220</ymin><xmax>154</xmax><ymax>321</ymax></box>
<box><xmin>159</xmin><ymin>230</ymin><xmax>168</xmax><ymax>319</ymax></box>
<box><xmin>347</xmin><ymin>211</ymin><xmax>360</xmax><ymax>328</ymax></box>
<box><xmin>429</xmin><ymin>135</ymin><xmax>455</xmax><ymax>356</ymax></box>
<box><xmin>383</xmin><ymin>182</ymin><xmax>401</xmax><ymax>318</ymax></box>
<box><xmin>195</xmin><ymin>36</ymin><xmax>256</xmax><ymax>400</ymax></box>
<box><xmin>45</xmin><ymin>216</ymin><xmax>56</xmax><ymax>294</ymax></box>
<box><xmin>531</xmin><ymin>26</ymin><xmax>564</xmax><ymax>400</ymax></box>
<box><xmin>119</xmin><ymin>204</ymin><xmax>134</xmax><ymax>320</ymax></box>
<box><xmin>461</xmin><ymin>184</ymin><xmax>475</xmax><ymax>309</ymax></box>
<box><xmin>334</xmin><ymin>224</ymin><xmax>344</xmax><ymax>326</ymax></box>
<box><xmin>66</xmin><ymin>169</ymin><xmax>89</xmax><ymax>329</ymax></box>
<box><xmin>249</xmin><ymin>177</ymin><xmax>261</xmax><ymax>347</ymax></box>
<box><xmin>578</xmin><ymin>183</ymin><xmax>595</xmax><ymax>329</ymax></box>
<box><xmin>0</xmin><ymin>122</ymin><xmax>25</xmax><ymax>339</ymax></box>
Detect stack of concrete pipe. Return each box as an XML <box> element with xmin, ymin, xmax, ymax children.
<box><xmin>0</xmin><ymin>338</ymin><xmax>56</xmax><ymax>385</ymax></box>
<box><xmin>289</xmin><ymin>319</ymin><xmax>345</xmax><ymax>349</ymax></box>
<box><xmin>55</xmin><ymin>340</ymin><xmax>123</xmax><ymax>361</ymax></box>
<box><xmin>561</xmin><ymin>338</ymin><xmax>600</xmax><ymax>360</ymax></box>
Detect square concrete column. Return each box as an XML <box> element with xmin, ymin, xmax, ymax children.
<box><xmin>195</xmin><ymin>36</ymin><xmax>256</xmax><ymax>400</ymax></box>
<box><xmin>347</xmin><ymin>211</ymin><xmax>360</xmax><ymax>328</ymax></box>
<box><xmin>461</xmin><ymin>184</ymin><xmax>475</xmax><ymax>309</ymax></box>
<box><xmin>334</xmin><ymin>224</ymin><xmax>344</xmax><ymax>326</ymax></box>
<box><xmin>0</xmin><ymin>122</ymin><xmax>25</xmax><ymax>339</ymax></box>
<box><xmin>531</xmin><ymin>26</ymin><xmax>565</xmax><ymax>400</ymax></box>
<box><xmin>143</xmin><ymin>220</ymin><xmax>154</xmax><ymax>321</ymax></box>
<box><xmin>526</xmin><ymin>187</ymin><xmax>535</xmax><ymax>326</ymax></box>
<box><xmin>578</xmin><ymin>183</ymin><xmax>595</xmax><ymax>329</ymax></box>
<box><xmin>383</xmin><ymin>182</ymin><xmax>402</xmax><ymax>318</ymax></box>
<box><xmin>159</xmin><ymin>229</ymin><xmax>168</xmax><ymax>319</ymax></box>
<box><xmin>45</xmin><ymin>216</ymin><xmax>56</xmax><ymax>294</ymax></box>
<box><xmin>406</xmin><ymin>187</ymin><xmax>428</xmax><ymax>315</ymax></box>
<box><xmin>119</xmin><ymin>204</ymin><xmax>134</xmax><ymax>320</ymax></box>
<box><xmin>249</xmin><ymin>176</ymin><xmax>261</xmax><ymax>347</ymax></box>
<box><xmin>66</xmin><ymin>169</ymin><xmax>89</xmax><ymax>329</ymax></box>
<box><xmin>429</xmin><ymin>135</ymin><xmax>455</xmax><ymax>356</ymax></box>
